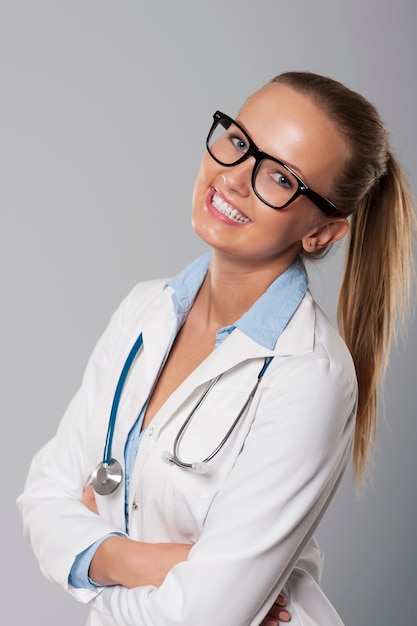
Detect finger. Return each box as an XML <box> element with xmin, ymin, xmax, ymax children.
<box><xmin>277</xmin><ymin>608</ymin><xmax>291</xmax><ymax>622</ymax></box>
<box><xmin>81</xmin><ymin>489</ymin><xmax>93</xmax><ymax>506</ymax></box>
<box><xmin>81</xmin><ymin>484</ymin><xmax>99</xmax><ymax>513</ymax></box>
<box><xmin>262</xmin><ymin>608</ymin><xmax>291</xmax><ymax>625</ymax></box>
<box><xmin>275</xmin><ymin>593</ymin><xmax>287</xmax><ymax>607</ymax></box>
<box><xmin>81</xmin><ymin>483</ymin><xmax>94</xmax><ymax>498</ymax></box>
<box><xmin>268</xmin><ymin>609</ymin><xmax>291</xmax><ymax>622</ymax></box>
<box><xmin>266</xmin><ymin>604</ymin><xmax>292</xmax><ymax>623</ymax></box>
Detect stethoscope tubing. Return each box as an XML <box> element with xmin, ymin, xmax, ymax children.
<box><xmin>103</xmin><ymin>332</ymin><xmax>144</xmax><ymax>465</ymax></box>
<box><xmin>167</xmin><ymin>356</ymin><xmax>273</xmax><ymax>470</ymax></box>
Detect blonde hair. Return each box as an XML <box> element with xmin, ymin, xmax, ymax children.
<box><xmin>270</xmin><ymin>72</ymin><xmax>415</xmax><ymax>484</ymax></box>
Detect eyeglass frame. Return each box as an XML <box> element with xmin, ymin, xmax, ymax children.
<box><xmin>206</xmin><ymin>111</ymin><xmax>341</xmax><ymax>218</ymax></box>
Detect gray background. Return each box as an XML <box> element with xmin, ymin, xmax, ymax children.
<box><xmin>1</xmin><ymin>1</ymin><xmax>416</xmax><ymax>624</ymax></box>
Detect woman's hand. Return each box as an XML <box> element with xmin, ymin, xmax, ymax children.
<box><xmin>81</xmin><ymin>485</ymin><xmax>291</xmax><ymax>621</ymax></box>
<box><xmin>90</xmin><ymin>536</ymin><xmax>192</xmax><ymax>588</ymax></box>
<box><xmin>260</xmin><ymin>593</ymin><xmax>291</xmax><ymax>624</ymax></box>
<box><xmin>81</xmin><ymin>483</ymin><xmax>98</xmax><ymax>514</ymax></box>
<box><xmin>81</xmin><ymin>484</ymin><xmax>191</xmax><ymax>588</ymax></box>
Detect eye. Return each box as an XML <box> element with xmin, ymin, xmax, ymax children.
<box><xmin>228</xmin><ymin>132</ymin><xmax>249</xmax><ymax>154</ymax></box>
<box><xmin>271</xmin><ymin>170</ymin><xmax>294</xmax><ymax>189</ymax></box>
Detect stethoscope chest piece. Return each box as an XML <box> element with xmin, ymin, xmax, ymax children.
<box><xmin>92</xmin><ymin>459</ymin><xmax>123</xmax><ymax>495</ymax></box>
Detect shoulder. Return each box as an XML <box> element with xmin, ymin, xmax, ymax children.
<box><xmin>116</xmin><ymin>277</ymin><xmax>172</xmax><ymax>323</ymax></box>
<box><xmin>95</xmin><ymin>278</ymin><xmax>173</xmax><ymax>352</ymax></box>
<box><xmin>124</xmin><ymin>277</ymin><xmax>170</xmax><ymax>309</ymax></box>
<box><xmin>313</xmin><ymin>298</ymin><xmax>356</xmax><ymax>385</ymax></box>
<box><xmin>267</xmin><ymin>291</ymin><xmax>357</xmax><ymax>425</ymax></box>
<box><xmin>277</xmin><ymin>290</ymin><xmax>355</xmax><ymax>374</ymax></box>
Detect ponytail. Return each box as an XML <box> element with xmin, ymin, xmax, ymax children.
<box><xmin>269</xmin><ymin>72</ymin><xmax>416</xmax><ymax>484</ymax></box>
<box><xmin>338</xmin><ymin>153</ymin><xmax>415</xmax><ymax>483</ymax></box>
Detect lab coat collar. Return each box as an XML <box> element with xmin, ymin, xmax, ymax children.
<box><xmin>166</xmin><ymin>253</ymin><xmax>309</xmax><ymax>350</ymax></box>
<box><xmin>138</xmin><ymin>280</ymin><xmax>316</xmax><ymax>395</ymax></box>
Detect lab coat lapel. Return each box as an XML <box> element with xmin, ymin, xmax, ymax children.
<box><xmin>140</xmin><ymin>286</ymin><xmax>178</xmax><ymax>390</ymax></box>
<box><xmin>107</xmin><ymin>286</ymin><xmax>178</xmax><ymax>461</ymax></box>
<box><xmin>147</xmin><ymin>292</ymin><xmax>316</xmax><ymax>431</ymax></box>
<box><xmin>147</xmin><ymin>328</ymin><xmax>273</xmax><ymax>432</ymax></box>
<box><xmin>127</xmin><ymin>329</ymin><xmax>270</xmax><ymax>508</ymax></box>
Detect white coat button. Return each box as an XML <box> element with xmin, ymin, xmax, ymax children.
<box><xmin>148</xmin><ymin>427</ymin><xmax>154</xmax><ymax>436</ymax></box>
<box><xmin>132</xmin><ymin>502</ymin><xmax>139</xmax><ymax>510</ymax></box>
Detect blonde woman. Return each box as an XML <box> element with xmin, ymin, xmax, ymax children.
<box><xmin>18</xmin><ymin>71</ymin><xmax>415</xmax><ymax>625</ymax></box>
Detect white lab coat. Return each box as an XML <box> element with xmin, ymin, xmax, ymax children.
<box><xmin>18</xmin><ymin>275</ymin><xmax>356</xmax><ymax>625</ymax></box>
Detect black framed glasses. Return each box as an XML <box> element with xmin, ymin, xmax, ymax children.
<box><xmin>206</xmin><ymin>111</ymin><xmax>340</xmax><ymax>217</ymax></box>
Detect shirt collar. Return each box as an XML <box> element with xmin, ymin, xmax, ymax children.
<box><xmin>166</xmin><ymin>252</ymin><xmax>308</xmax><ymax>350</ymax></box>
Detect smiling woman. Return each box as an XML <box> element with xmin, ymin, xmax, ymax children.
<box><xmin>17</xmin><ymin>71</ymin><xmax>415</xmax><ymax>626</ymax></box>
<box><xmin>192</xmin><ymin>82</ymin><xmax>349</xmax><ymax>277</ymax></box>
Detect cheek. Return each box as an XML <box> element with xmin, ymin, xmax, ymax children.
<box><xmin>260</xmin><ymin>202</ymin><xmax>322</xmax><ymax>242</ymax></box>
<box><xmin>192</xmin><ymin>156</ymin><xmax>216</xmax><ymax>206</ymax></box>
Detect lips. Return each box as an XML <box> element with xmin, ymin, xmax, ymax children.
<box><xmin>209</xmin><ymin>190</ymin><xmax>251</xmax><ymax>224</ymax></box>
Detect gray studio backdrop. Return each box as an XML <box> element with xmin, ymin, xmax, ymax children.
<box><xmin>2</xmin><ymin>1</ymin><xmax>416</xmax><ymax>624</ymax></box>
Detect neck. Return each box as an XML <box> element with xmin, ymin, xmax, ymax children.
<box><xmin>194</xmin><ymin>250</ymin><xmax>296</xmax><ymax>329</ymax></box>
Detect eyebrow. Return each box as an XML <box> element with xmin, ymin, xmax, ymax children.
<box><xmin>236</xmin><ymin>118</ymin><xmax>308</xmax><ymax>181</ymax></box>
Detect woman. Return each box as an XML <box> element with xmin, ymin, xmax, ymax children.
<box><xmin>17</xmin><ymin>71</ymin><xmax>414</xmax><ymax>625</ymax></box>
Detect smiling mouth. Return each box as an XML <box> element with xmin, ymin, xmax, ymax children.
<box><xmin>212</xmin><ymin>191</ymin><xmax>251</xmax><ymax>224</ymax></box>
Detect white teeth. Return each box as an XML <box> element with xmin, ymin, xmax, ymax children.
<box><xmin>212</xmin><ymin>193</ymin><xmax>250</xmax><ymax>223</ymax></box>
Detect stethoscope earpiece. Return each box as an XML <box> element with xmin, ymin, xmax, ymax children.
<box><xmin>191</xmin><ymin>461</ymin><xmax>209</xmax><ymax>474</ymax></box>
<box><xmin>161</xmin><ymin>450</ymin><xmax>174</xmax><ymax>464</ymax></box>
<box><xmin>161</xmin><ymin>451</ymin><xmax>209</xmax><ymax>474</ymax></box>
<box><xmin>92</xmin><ymin>459</ymin><xmax>123</xmax><ymax>495</ymax></box>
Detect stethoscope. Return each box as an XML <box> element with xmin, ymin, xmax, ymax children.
<box><xmin>92</xmin><ymin>332</ymin><xmax>273</xmax><ymax>495</ymax></box>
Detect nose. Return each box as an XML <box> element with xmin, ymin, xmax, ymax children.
<box><xmin>220</xmin><ymin>158</ymin><xmax>254</xmax><ymax>197</ymax></box>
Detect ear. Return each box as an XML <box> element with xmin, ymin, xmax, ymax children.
<box><xmin>302</xmin><ymin>218</ymin><xmax>349</xmax><ymax>253</ymax></box>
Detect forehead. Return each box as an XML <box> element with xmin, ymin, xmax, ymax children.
<box><xmin>237</xmin><ymin>82</ymin><xmax>348</xmax><ymax>190</ymax></box>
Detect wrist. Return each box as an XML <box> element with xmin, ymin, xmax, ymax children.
<box><xmin>89</xmin><ymin>535</ymin><xmax>130</xmax><ymax>586</ymax></box>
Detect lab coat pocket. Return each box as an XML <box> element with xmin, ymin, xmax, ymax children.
<box><xmin>131</xmin><ymin>365</ymin><xmax>265</xmax><ymax>542</ymax></box>
<box><xmin>135</xmin><ymin>389</ymin><xmax>257</xmax><ymax>543</ymax></box>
